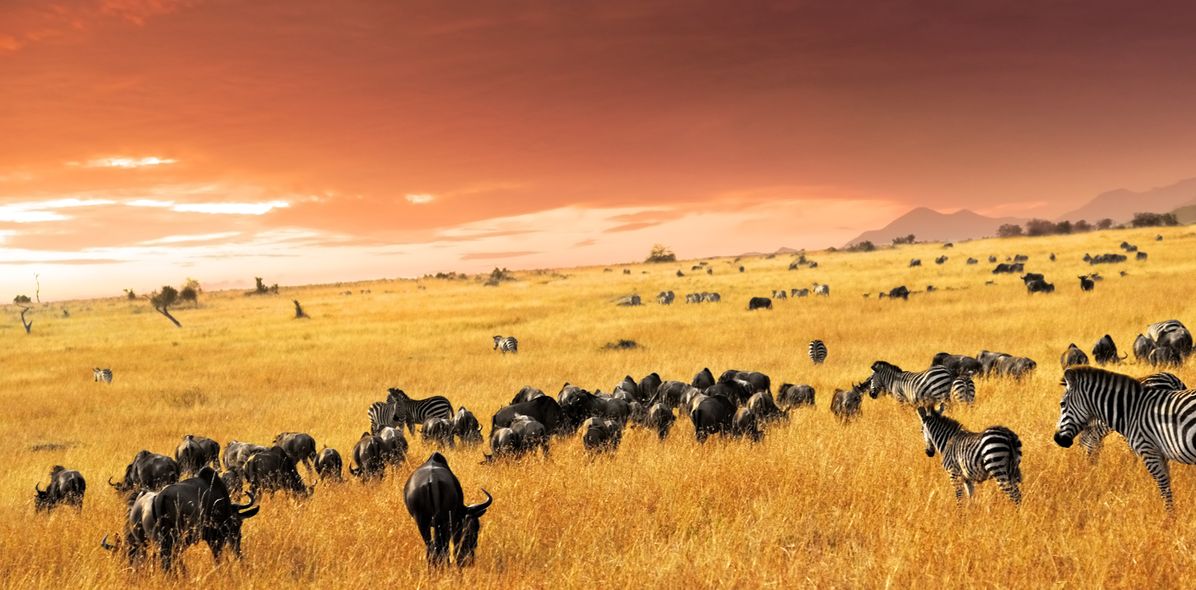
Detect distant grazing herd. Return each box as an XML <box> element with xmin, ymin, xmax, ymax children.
<box><xmin>29</xmin><ymin>235</ymin><xmax>1196</xmax><ymax>573</ymax></box>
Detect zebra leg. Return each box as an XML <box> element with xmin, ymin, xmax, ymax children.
<box><xmin>950</xmin><ymin>474</ymin><xmax>965</xmax><ymax>503</ymax></box>
<box><xmin>963</xmin><ymin>480</ymin><xmax>975</xmax><ymax>498</ymax></box>
<box><xmin>1139</xmin><ymin>448</ymin><xmax>1175</xmax><ymax>512</ymax></box>
<box><xmin>996</xmin><ymin>477</ymin><xmax>1022</xmax><ymax>505</ymax></box>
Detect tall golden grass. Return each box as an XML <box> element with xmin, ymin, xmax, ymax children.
<box><xmin>2</xmin><ymin>226</ymin><xmax>1195</xmax><ymax>588</ymax></box>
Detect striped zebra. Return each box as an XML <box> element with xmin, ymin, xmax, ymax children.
<box><xmin>807</xmin><ymin>340</ymin><xmax>827</xmax><ymax>364</ymax></box>
<box><xmin>369</xmin><ymin>388</ymin><xmax>454</xmax><ymax>435</ymax></box>
<box><xmin>1076</xmin><ymin>372</ymin><xmax>1189</xmax><ymax>463</ymax></box>
<box><xmin>493</xmin><ymin>335</ymin><xmax>518</xmax><ymax>353</ymax></box>
<box><xmin>867</xmin><ymin>361</ymin><xmax>952</xmax><ymax>407</ymax></box>
<box><xmin>1055</xmin><ymin>366</ymin><xmax>1196</xmax><ymax>511</ymax></box>
<box><xmin>93</xmin><ymin>368</ymin><xmax>113</xmax><ymax>383</ymax></box>
<box><xmin>950</xmin><ymin>375</ymin><xmax>975</xmax><ymax>404</ymax></box>
<box><xmin>917</xmin><ymin>406</ymin><xmax>1022</xmax><ymax>505</ymax></box>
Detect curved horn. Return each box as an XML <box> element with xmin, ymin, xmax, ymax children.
<box><xmin>107</xmin><ymin>476</ymin><xmax>118</xmax><ymax>488</ymax></box>
<box><xmin>100</xmin><ymin>534</ymin><xmax>117</xmax><ymax>551</ymax></box>
<box><xmin>465</xmin><ymin>488</ymin><xmax>493</xmax><ymax>517</ymax></box>
<box><xmin>35</xmin><ymin>483</ymin><xmax>43</xmax><ymax>494</ymax></box>
<box><xmin>232</xmin><ymin>490</ymin><xmax>256</xmax><ymax>511</ymax></box>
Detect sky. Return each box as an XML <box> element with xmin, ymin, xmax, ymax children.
<box><xmin>3</xmin><ymin>0</ymin><xmax>1196</xmax><ymax>300</ymax></box>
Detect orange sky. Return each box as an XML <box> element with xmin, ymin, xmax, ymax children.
<box><xmin>3</xmin><ymin>0</ymin><xmax>1196</xmax><ymax>299</ymax></box>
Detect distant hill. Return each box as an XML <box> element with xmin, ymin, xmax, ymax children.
<box><xmin>1058</xmin><ymin>178</ymin><xmax>1196</xmax><ymax>223</ymax></box>
<box><xmin>846</xmin><ymin>207</ymin><xmax>1025</xmax><ymax>247</ymax></box>
<box><xmin>1174</xmin><ymin>203</ymin><xmax>1196</xmax><ymax>225</ymax></box>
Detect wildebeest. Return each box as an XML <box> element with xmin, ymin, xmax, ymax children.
<box><xmin>582</xmin><ymin>417</ymin><xmax>623</xmax><ymax>452</ymax></box>
<box><xmin>988</xmin><ymin>255</ymin><xmax>998</xmax><ymax>263</ymax></box>
<box><xmin>510</xmin><ymin>414</ymin><xmax>549</xmax><ymax>456</ymax></box>
<box><xmin>992</xmin><ymin>262</ymin><xmax>1024</xmax><ymax>274</ymax></box>
<box><xmin>831</xmin><ymin>383</ymin><xmax>865</xmax><ymax>422</ymax></box>
<box><xmin>315</xmin><ymin>448</ymin><xmax>343</xmax><ymax>481</ymax></box>
<box><xmin>909</xmin><ymin>258</ymin><xmax>922</xmax><ymax>267</ymax></box>
<box><xmin>244</xmin><ymin>446</ymin><xmax>311</xmax><ymax>497</ymax></box>
<box><xmin>887</xmin><ymin>286</ymin><xmax>910</xmax><ymax>300</ymax></box>
<box><xmin>935</xmin><ymin>255</ymin><xmax>948</xmax><ymax>265</ymax></box>
<box><xmin>690</xmin><ymin>394</ymin><xmax>736</xmax><ymax>443</ymax></box>
<box><xmin>493</xmin><ymin>395</ymin><xmax>567</xmax><ymax>435</ymax></box>
<box><xmin>350</xmin><ymin>432</ymin><xmax>387</xmax><ymax>480</ymax></box>
<box><xmin>35</xmin><ymin>466</ymin><xmax>85</xmax><ymax>511</ymax></box>
<box><xmin>111</xmin><ymin>451</ymin><xmax>180</xmax><ymax>496</ymax></box>
<box><xmin>485</xmin><ymin>428</ymin><xmax>523</xmax><ymax>461</ymax></box>
<box><xmin>1078</xmin><ymin>275</ymin><xmax>1095</xmax><ymax>291</ymax></box>
<box><xmin>1147</xmin><ymin>320</ymin><xmax>1193</xmax><ymax>359</ymax></box>
<box><xmin>558</xmin><ymin>386</ymin><xmax>631</xmax><ymax>429</ymax></box>
<box><xmin>1137</xmin><ymin>251</ymin><xmax>1148</xmax><ymax>260</ymax></box>
<box><xmin>984</xmin><ymin>353</ymin><xmax>1037</xmax><ymax>379</ymax></box>
<box><xmin>638</xmin><ymin>372</ymin><xmax>663</xmax><ymax>403</ymax></box>
<box><xmin>220</xmin><ymin>471</ymin><xmax>243</xmax><ymax>499</ymax></box>
<box><xmin>273</xmin><ymin>432</ymin><xmax>318</xmax><ymax>475</ymax></box>
<box><xmin>1133</xmin><ymin>334</ymin><xmax>1156</xmax><ymax>362</ymax></box>
<box><xmin>1120</xmin><ymin>240</ymin><xmax>1137</xmax><ymax>252</ymax></box>
<box><xmin>792</xmin><ymin>288</ymin><xmax>810</xmax><ymax>297</ymax></box>
<box><xmin>966</xmin><ymin>258</ymin><xmax>978</xmax><ymax>265</ymax></box>
<box><xmin>747</xmin><ymin>391</ymin><xmax>786</xmax><ymax>423</ymax></box>
<box><xmin>748</xmin><ymin>296</ymin><xmax>772</xmax><ymax>310</ymax></box>
<box><xmin>813</xmin><ymin>283</ymin><xmax>830</xmax><ymax>296</ymax></box>
<box><xmin>1025</xmin><ymin>278</ymin><xmax>1055</xmax><ymax>293</ymax></box>
<box><xmin>1060</xmin><ymin>343</ymin><xmax>1089</xmax><ymax>369</ymax></box>
<box><xmin>1149</xmin><ymin>346</ymin><xmax>1183</xmax><ymax>367</ymax></box>
<box><xmin>378</xmin><ymin>426</ymin><xmax>409</xmax><ymax>466</ymax></box>
<box><xmin>931</xmin><ymin>353</ymin><xmax>981</xmax><ymax>378</ymax></box>
<box><xmin>404</xmin><ymin>452</ymin><xmax>492</xmax><ymax>567</ymax></box>
<box><xmin>1085</xmin><ymin>253</ymin><xmax>1127</xmax><ymax>264</ymax></box>
<box><xmin>692</xmin><ymin>367</ymin><xmax>715</xmax><ymax>390</ymax></box>
<box><xmin>732</xmin><ymin>408</ymin><xmax>763</xmax><ymax>442</ymax></box>
<box><xmin>452</xmin><ymin>407</ymin><xmax>483</xmax><ymax>446</ymax></box>
<box><xmin>510</xmin><ymin>385</ymin><xmax>546</xmax><ymax>405</ymax></box>
<box><xmin>174</xmin><ymin>435</ymin><xmax>220</xmax><ymax>476</ymax></box>
<box><xmin>1091</xmin><ymin>334</ymin><xmax>1125</xmax><ymax>365</ymax></box>
<box><xmin>646</xmin><ymin>403</ymin><xmax>675</xmax><ymax>440</ymax></box>
<box><xmin>719</xmin><ymin>370</ymin><xmax>771</xmax><ymax>395</ymax></box>
<box><xmin>109</xmin><ymin>467</ymin><xmax>259</xmax><ymax>572</ymax></box>
<box><xmin>652</xmin><ymin>380</ymin><xmax>691</xmax><ymax>409</ymax></box>
<box><xmin>776</xmin><ymin>383</ymin><xmax>815</xmax><ymax>408</ymax></box>
<box><xmin>422</xmin><ymin>417</ymin><xmax>455</xmax><ymax>449</ymax></box>
<box><xmin>223</xmin><ymin>440</ymin><xmax>269</xmax><ymax>473</ymax></box>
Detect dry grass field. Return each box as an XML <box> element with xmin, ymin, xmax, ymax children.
<box><xmin>3</xmin><ymin>226</ymin><xmax>1196</xmax><ymax>589</ymax></box>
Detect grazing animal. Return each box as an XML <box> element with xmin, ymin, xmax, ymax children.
<box><xmin>638</xmin><ymin>372</ymin><xmax>663</xmax><ymax>403</ymax></box>
<box><xmin>1086</xmin><ymin>253</ymin><xmax>1127</xmax><ymax>264</ymax></box>
<box><xmin>115</xmin><ymin>467</ymin><xmax>259</xmax><ymax>572</ymax></box>
<box><xmin>509</xmin><ymin>414</ymin><xmax>549</xmax><ymax>456</ymax></box>
<box><xmin>776</xmin><ymin>384</ymin><xmax>815</xmax><ymax>408</ymax></box>
<box><xmin>93</xmin><ymin>368</ymin><xmax>113</xmax><ymax>383</ymax></box>
<box><xmin>808</xmin><ymin>339</ymin><xmax>828</xmax><ymax>364</ymax></box>
<box><xmin>692</xmin><ymin>367</ymin><xmax>716</xmax><ymax>390</ymax></box>
<box><xmin>747</xmin><ymin>391</ymin><xmax>786</xmax><ymax>423</ymax></box>
<box><xmin>909</xmin><ymin>258</ymin><xmax>922</xmax><ymax>267</ymax></box>
<box><xmin>690</xmin><ymin>394</ymin><xmax>736</xmax><ymax>443</ymax></box>
<box><xmin>35</xmin><ymin>466</ymin><xmax>86</xmax><ymax>512</ymax></box>
<box><xmin>223</xmin><ymin>440</ymin><xmax>268</xmax><ymax>473</ymax></box>
<box><xmin>315</xmin><ymin>448</ymin><xmax>343</xmax><ymax>480</ymax></box>
<box><xmin>935</xmin><ymin>255</ymin><xmax>948</xmax><ymax>265</ymax></box>
<box><xmin>930</xmin><ymin>353</ymin><xmax>981</xmax><ymax>378</ymax></box>
<box><xmin>174</xmin><ymin>435</ymin><xmax>221</xmax><ymax>475</ymax></box>
<box><xmin>867</xmin><ymin>361</ymin><xmax>952</xmax><ymax>407</ymax></box>
<box><xmin>492</xmin><ymin>396</ymin><xmax>568</xmax><ymax>435</ymax></box>
<box><xmin>977</xmin><ymin>351</ymin><xmax>1037</xmax><ymax>379</ymax></box>
<box><xmin>966</xmin><ymin>258</ymin><xmax>978</xmax><ymax>265</ymax></box>
<box><xmin>110</xmin><ymin>451</ymin><xmax>180</xmax><ymax>496</ymax></box>
<box><xmin>657</xmin><ymin>291</ymin><xmax>675</xmax><ymax>305</ymax></box>
<box><xmin>350</xmin><ymin>432</ymin><xmax>387</xmax><ymax>480</ymax></box>
<box><xmin>1054</xmin><ymin>366</ymin><xmax>1196</xmax><ymax>511</ymax></box>
<box><xmin>1147</xmin><ymin>320</ymin><xmax>1192</xmax><ymax>359</ymax></box>
<box><xmin>616</xmin><ymin>294</ymin><xmax>642</xmax><ymax>306</ymax></box>
<box><xmin>747</xmin><ymin>297</ymin><xmax>772</xmax><ymax>310</ymax></box>
<box><xmin>451</xmin><ymin>407</ymin><xmax>483</xmax><ymax>446</ymax></box>
<box><xmin>1075</xmin><ymin>372</ymin><xmax>1189</xmax><ymax>463</ymax></box>
<box><xmin>371</xmin><ymin>388</ymin><xmax>454</xmax><ymax>435</ymax></box>
<box><xmin>718</xmin><ymin>370</ymin><xmax>772</xmax><ymax>395</ymax></box>
<box><xmin>486</xmin><ymin>428</ymin><xmax>523</xmax><ymax>460</ymax></box>
<box><xmin>582</xmin><ymin>417</ymin><xmax>623</xmax><ymax>452</ymax></box>
<box><xmin>404</xmin><ymin>453</ymin><xmax>492</xmax><ymax>567</ymax></box>
<box><xmin>992</xmin><ymin>263</ymin><xmax>1024</xmax><ymax>274</ymax></box>
<box><xmin>1091</xmin><ymin>334</ymin><xmax>1125</xmax><ymax>365</ymax></box>
<box><xmin>772</xmin><ymin>289</ymin><xmax>788</xmax><ymax>300</ymax></box>
<box><xmin>646</xmin><ymin>403</ymin><xmax>676</xmax><ymax>440</ymax></box>
<box><xmin>492</xmin><ymin>335</ymin><xmax>518</xmax><ymax>353</ymax></box>
<box><xmin>273</xmin><ymin>432</ymin><xmax>318</xmax><ymax>475</ymax></box>
<box><xmin>1149</xmin><ymin>346</ymin><xmax>1183</xmax><ymax>367</ymax></box>
<box><xmin>378</xmin><ymin>426</ymin><xmax>409</xmax><ymax>465</ymax></box>
<box><xmin>1078</xmin><ymin>275</ymin><xmax>1095</xmax><ymax>291</ymax></box>
<box><xmin>1060</xmin><ymin>343</ymin><xmax>1089</xmax><ymax>369</ymax></box>
<box><xmin>421</xmin><ymin>417</ymin><xmax>455</xmax><ymax>449</ymax></box>
<box><xmin>558</xmin><ymin>387</ymin><xmax>631</xmax><ymax>429</ymax></box>
<box><xmin>510</xmin><ymin>386</ymin><xmax>546</xmax><ymax>405</ymax></box>
<box><xmin>950</xmin><ymin>375</ymin><xmax>976</xmax><ymax>404</ymax></box>
<box><xmin>887</xmin><ymin>286</ymin><xmax>910</xmax><ymax>300</ymax></box>
<box><xmin>813</xmin><ymin>283</ymin><xmax>830</xmax><ymax>296</ymax></box>
<box><xmin>1133</xmin><ymin>334</ymin><xmax>1156</xmax><ymax>362</ymax></box>
<box><xmin>831</xmin><ymin>383</ymin><xmax>865</xmax><ymax>422</ymax></box>
<box><xmin>244</xmin><ymin>446</ymin><xmax>311</xmax><ymax>497</ymax></box>
<box><xmin>732</xmin><ymin>408</ymin><xmax>763</xmax><ymax>442</ymax></box>
<box><xmin>1025</xmin><ymin>278</ymin><xmax>1055</xmax><ymax>293</ymax></box>
<box><xmin>917</xmin><ymin>406</ymin><xmax>1022</xmax><ymax>505</ymax></box>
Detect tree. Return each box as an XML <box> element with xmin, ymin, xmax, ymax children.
<box><xmin>13</xmin><ymin>294</ymin><xmax>31</xmax><ymax>304</ymax></box>
<box><xmin>645</xmin><ymin>244</ymin><xmax>676</xmax><ymax>263</ymax></box>
<box><xmin>1073</xmin><ymin>219</ymin><xmax>1091</xmax><ymax>232</ymax></box>
<box><xmin>18</xmin><ymin>306</ymin><xmax>32</xmax><ymax>334</ymax></box>
<box><xmin>149</xmin><ymin>286</ymin><xmax>182</xmax><ymax>328</ymax></box>
<box><xmin>1054</xmin><ymin>220</ymin><xmax>1072</xmax><ymax>234</ymax></box>
<box><xmin>1131</xmin><ymin>212</ymin><xmax>1179</xmax><ymax>227</ymax></box>
<box><xmin>846</xmin><ymin>240</ymin><xmax>876</xmax><ymax>252</ymax></box>
<box><xmin>123</xmin><ymin>289</ymin><xmax>137</xmax><ymax>300</ymax></box>
<box><xmin>179</xmin><ymin>286</ymin><xmax>199</xmax><ymax>307</ymax></box>
<box><xmin>997</xmin><ymin>224</ymin><xmax>1023</xmax><ymax>238</ymax></box>
<box><xmin>891</xmin><ymin>234</ymin><xmax>916</xmax><ymax>245</ymax></box>
<box><xmin>1025</xmin><ymin>219</ymin><xmax>1056</xmax><ymax>237</ymax></box>
<box><xmin>1097</xmin><ymin>218</ymin><xmax>1114</xmax><ymax>230</ymax></box>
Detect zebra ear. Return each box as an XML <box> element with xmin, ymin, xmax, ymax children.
<box><xmin>936</xmin><ymin>403</ymin><xmax>946</xmax><ymax>415</ymax></box>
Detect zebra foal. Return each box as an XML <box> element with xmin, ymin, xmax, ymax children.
<box><xmin>917</xmin><ymin>405</ymin><xmax>1022</xmax><ymax>505</ymax></box>
<box><xmin>867</xmin><ymin>361</ymin><xmax>952</xmax><ymax>407</ymax></box>
<box><xmin>493</xmin><ymin>335</ymin><xmax>518</xmax><ymax>353</ymax></box>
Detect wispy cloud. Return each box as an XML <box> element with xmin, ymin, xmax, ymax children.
<box><xmin>405</xmin><ymin>193</ymin><xmax>436</xmax><ymax>205</ymax></box>
<box><xmin>124</xmin><ymin>198</ymin><xmax>289</xmax><ymax>215</ymax></box>
<box><xmin>0</xmin><ymin>198</ymin><xmax>117</xmax><ymax>223</ymax></box>
<box><xmin>69</xmin><ymin>156</ymin><xmax>178</xmax><ymax>169</ymax></box>
<box><xmin>139</xmin><ymin>231</ymin><xmax>242</xmax><ymax>245</ymax></box>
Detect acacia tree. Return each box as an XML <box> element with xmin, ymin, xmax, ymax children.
<box><xmin>18</xmin><ymin>306</ymin><xmax>32</xmax><ymax>334</ymax></box>
<box><xmin>149</xmin><ymin>286</ymin><xmax>182</xmax><ymax>328</ymax></box>
<box><xmin>645</xmin><ymin>244</ymin><xmax>676</xmax><ymax>263</ymax></box>
<box><xmin>179</xmin><ymin>278</ymin><xmax>201</xmax><ymax>307</ymax></box>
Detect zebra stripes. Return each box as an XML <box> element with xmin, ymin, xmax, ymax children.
<box><xmin>918</xmin><ymin>406</ymin><xmax>1022</xmax><ymax>505</ymax></box>
<box><xmin>950</xmin><ymin>375</ymin><xmax>975</xmax><ymax>404</ymax></box>
<box><xmin>93</xmin><ymin>368</ymin><xmax>113</xmax><ymax>383</ymax></box>
<box><xmin>369</xmin><ymin>388</ymin><xmax>454</xmax><ymax>435</ymax></box>
<box><xmin>808</xmin><ymin>340</ymin><xmax>827</xmax><ymax>364</ymax></box>
<box><xmin>493</xmin><ymin>335</ymin><xmax>518</xmax><ymax>353</ymax></box>
<box><xmin>1055</xmin><ymin>366</ymin><xmax>1196</xmax><ymax>511</ymax></box>
<box><xmin>868</xmin><ymin>361</ymin><xmax>952</xmax><ymax>407</ymax></box>
<box><xmin>1076</xmin><ymin>372</ymin><xmax>1189</xmax><ymax>463</ymax></box>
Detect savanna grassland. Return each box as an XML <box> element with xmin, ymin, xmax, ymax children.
<box><xmin>3</xmin><ymin>226</ymin><xmax>1196</xmax><ymax>589</ymax></box>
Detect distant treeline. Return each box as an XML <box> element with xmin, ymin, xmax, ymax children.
<box><xmin>997</xmin><ymin>212</ymin><xmax>1179</xmax><ymax>238</ymax></box>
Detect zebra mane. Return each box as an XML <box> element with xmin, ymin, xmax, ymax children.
<box><xmin>871</xmin><ymin>360</ymin><xmax>901</xmax><ymax>373</ymax></box>
<box><xmin>1064</xmin><ymin>366</ymin><xmax>1145</xmax><ymax>394</ymax></box>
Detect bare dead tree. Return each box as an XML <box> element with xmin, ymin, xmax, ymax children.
<box><xmin>34</xmin><ymin>273</ymin><xmax>41</xmax><ymax>303</ymax></box>
<box><xmin>293</xmin><ymin>299</ymin><xmax>309</xmax><ymax>319</ymax></box>
<box><xmin>148</xmin><ymin>286</ymin><xmax>182</xmax><ymax>328</ymax></box>
<box><xmin>19</xmin><ymin>306</ymin><xmax>32</xmax><ymax>334</ymax></box>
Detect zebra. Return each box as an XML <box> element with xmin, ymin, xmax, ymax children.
<box><xmin>1054</xmin><ymin>366</ymin><xmax>1196</xmax><ymax>511</ymax></box>
<box><xmin>493</xmin><ymin>335</ymin><xmax>518</xmax><ymax>353</ymax></box>
<box><xmin>1075</xmin><ymin>371</ymin><xmax>1189</xmax><ymax>464</ymax></box>
<box><xmin>917</xmin><ymin>405</ymin><xmax>1022</xmax><ymax>505</ymax></box>
<box><xmin>369</xmin><ymin>388</ymin><xmax>454</xmax><ymax>435</ymax></box>
<box><xmin>813</xmin><ymin>283</ymin><xmax>830</xmax><ymax>296</ymax></box>
<box><xmin>93</xmin><ymin>368</ymin><xmax>113</xmax><ymax>383</ymax></box>
<box><xmin>807</xmin><ymin>340</ymin><xmax>827</xmax><ymax>364</ymax></box>
<box><xmin>950</xmin><ymin>375</ymin><xmax>976</xmax><ymax>404</ymax></box>
<box><xmin>867</xmin><ymin>361</ymin><xmax>952</xmax><ymax>407</ymax></box>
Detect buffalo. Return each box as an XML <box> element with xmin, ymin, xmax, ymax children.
<box><xmin>776</xmin><ymin>383</ymin><xmax>815</xmax><ymax>408</ymax></box>
<box><xmin>1060</xmin><ymin>343</ymin><xmax>1089</xmax><ymax>369</ymax></box>
<box><xmin>748</xmin><ymin>297</ymin><xmax>772</xmax><ymax>310</ymax></box>
<box><xmin>690</xmin><ymin>394</ymin><xmax>736</xmax><ymax>443</ymax></box>
<box><xmin>174</xmin><ymin>435</ymin><xmax>220</xmax><ymax>476</ymax></box>
<box><xmin>404</xmin><ymin>452</ymin><xmax>492</xmax><ymax>567</ymax></box>
<box><xmin>35</xmin><ymin>466</ymin><xmax>85</xmax><ymax>512</ymax></box>
<box><xmin>452</xmin><ymin>407</ymin><xmax>483</xmax><ymax>446</ymax></box>
<box><xmin>350</xmin><ymin>432</ymin><xmax>388</xmax><ymax>480</ymax></box>
<box><xmin>1091</xmin><ymin>334</ymin><xmax>1125</xmax><ymax>365</ymax></box>
<box><xmin>493</xmin><ymin>395</ymin><xmax>567</xmax><ymax>435</ymax></box>
<box><xmin>316</xmin><ymin>448</ymin><xmax>343</xmax><ymax>481</ymax></box>
<box><xmin>273</xmin><ymin>432</ymin><xmax>318</xmax><ymax>475</ymax></box>
<box><xmin>110</xmin><ymin>451</ymin><xmax>180</xmax><ymax>496</ymax></box>
<box><xmin>582</xmin><ymin>417</ymin><xmax>623</xmax><ymax>452</ymax></box>
<box><xmin>244</xmin><ymin>446</ymin><xmax>312</xmax><ymax>497</ymax></box>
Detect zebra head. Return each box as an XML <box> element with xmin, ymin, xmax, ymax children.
<box><xmin>867</xmin><ymin>362</ymin><xmax>898</xmax><ymax>398</ymax></box>
<box><xmin>493</xmin><ymin>335</ymin><xmax>503</xmax><ymax>349</ymax></box>
<box><xmin>916</xmin><ymin>404</ymin><xmax>952</xmax><ymax>457</ymax></box>
<box><xmin>1053</xmin><ymin>370</ymin><xmax>1089</xmax><ymax>448</ymax></box>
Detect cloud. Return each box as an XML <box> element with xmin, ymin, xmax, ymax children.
<box><xmin>405</xmin><ymin>193</ymin><xmax>436</xmax><ymax>205</ymax></box>
<box><xmin>139</xmin><ymin>231</ymin><xmax>242</xmax><ymax>245</ymax></box>
<box><xmin>0</xmin><ymin>198</ymin><xmax>117</xmax><ymax>223</ymax></box>
<box><xmin>124</xmin><ymin>198</ymin><xmax>289</xmax><ymax>215</ymax></box>
<box><xmin>69</xmin><ymin>156</ymin><xmax>178</xmax><ymax>169</ymax></box>
<box><xmin>460</xmin><ymin>250</ymin><xmax>538</xmax><ymax>260</ymax></box>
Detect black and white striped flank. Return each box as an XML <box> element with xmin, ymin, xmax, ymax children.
<box><xmin>370</xmin><ymin>388</ymin><xmax>454</xmax><ymax>435</ymax></box>
<box><xmin>918</xmin><ymin>406</ymin><xmax>1022</xmax><ymax>505</ymax></box>
<box><xmin>808</xmin><ymin>340</ymin><xmax>827</xmax><ymax>364</ymax></box>
<box><xmin>93</xmin><ymin>368</ymin><xmax>113</xmax><ymax>383</ymax></box>
<box><xmin>868</xmin><ymin>361</ymin><xmax>952</xmax><ymax>407</ymax></box>
<box><xmin>493</xmin><ymin>335</ymin><xmax>518</xmax><ymax>353</ymax></box>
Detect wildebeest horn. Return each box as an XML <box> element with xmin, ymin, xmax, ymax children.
<box><xmin>35</xmin><ymin>483</ymin><xmax>43</xmax><ymax>494</ymax></box>
<box><xmin>100</xmin><ymin>534</ymin><xmax>117</xmax><ymax>551</ymax></box>
<box><xmin>466</xmin><ymin>488</ymin><xmax>493</xmax><ymax>517</ymax></box>
<box><xmin>232</xmin><ymin>490</ymin><xmax>256</xmax><ymax>511</ymax></box>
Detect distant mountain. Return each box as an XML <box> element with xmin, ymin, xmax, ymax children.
<box><xmin>1174</xmin><ymin>203</ymin><xmax>1196</xmax><ymax>225</ymax></box>
<box><xmin>1058</xmin><ymin>178</ymin><xmax>1196</xmax><ymax>223</ymax></box>
<box><xmin>846</xmin><ymin>207</ymin><xmax>1025</xmax><ymax>247</ymax></box>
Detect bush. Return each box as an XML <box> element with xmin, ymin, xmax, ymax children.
<box><xmin>645</xmin><ymin>244</ymin><xmax>676</xmax><ymax>263</ymax></box>
<box><xmin>891</xmin><ymin>234</ymin><xmax>916</xmax><ymax>245</ymax></box>
<box><xmin>846</xmin><ymin>241</ymin><xmax>876</xmax><ymax>252</ymax></box>
<box><xmin>997</xmin><ymin>224</ymin><xmax>1023</xmax><ymax>238</ymax></box>
<box><xmin>12</xmin><ymin>295</ymin><xmax>31</xmax><ymax>304</ymax></box>
<box><xmin>1131</xmin><ymin>212</ymin><xmax>1179</xmax><ymax>228</ymax></box>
